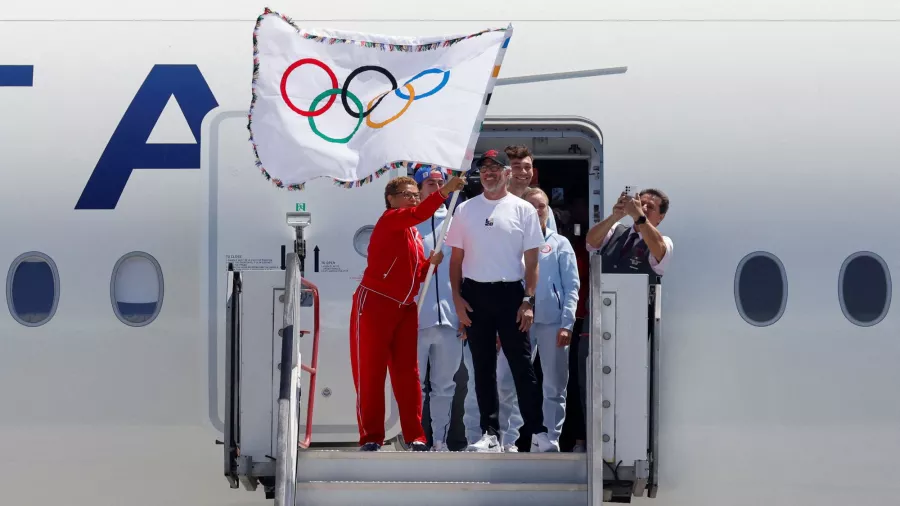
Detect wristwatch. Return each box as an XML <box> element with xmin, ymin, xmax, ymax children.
<box><xmin>523</xmin><ymin>295</ymin><xmax>535</xmax><ymax>307</ymax></box>
<box><xmin>635</xmin><ymin>215</ymin><xmax>647</xmax><ymax>225</ymax></box>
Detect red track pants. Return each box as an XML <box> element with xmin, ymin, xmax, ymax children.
<box><xmin>349</xmin><ymin>286</ymin><xmax>426</xmax><ymax>446</ymax></box>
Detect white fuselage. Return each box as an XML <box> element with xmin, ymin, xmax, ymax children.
<box><xmin>1</xmin><ymin>1</ymin><xmax>899</xmax><ymax>505</ymax></box>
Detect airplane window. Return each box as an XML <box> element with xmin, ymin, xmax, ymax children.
<box><xmin>111</xmin><ymin>252</ymin><xmax>164</xmax><ymax>327</ymax></box>
<box><xmin>6</xmin><ymin>252</ymin><xmax>60</xmax><ymax>327</ymax></box>
<box><xmin>839</xmin><ymin>252</ymin><xmax>891</xmax><ymax>327</ymax></box>
<box><xmin>734</xmin><ymin>252</ymin><xmax>787</xmax><ymax>327</ymax></box>
<box><xmin>353</xmin><ymin>226</ymin><xmax>374</xmax><ymax>258</ymax></box>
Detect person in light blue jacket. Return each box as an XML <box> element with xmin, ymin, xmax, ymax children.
<box><xmin>413</xmin><ymin>166</ymin><xmax>481</xmax><ymax>450</ymax></box>
<box><xmin>497</xmin><ymin>187</ymin><xmax>580</xmax><ymax>451</ymax></box>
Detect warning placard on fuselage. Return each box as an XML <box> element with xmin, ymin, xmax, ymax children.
<box><xmin>226</xmin><ymin>254</ymin><xmax>277</xmax><ymax>271</ymax></box>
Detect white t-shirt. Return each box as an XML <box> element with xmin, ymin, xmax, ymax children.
<box><xmin>445</xmin><ymin>193</ymin><xmax>544</xmax><ymax>282</ymax></box>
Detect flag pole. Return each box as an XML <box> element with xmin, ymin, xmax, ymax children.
<box><xmin>417</xmin><ymin>188</ymin><xmax>462</xmax><ymax>315</ymax></box>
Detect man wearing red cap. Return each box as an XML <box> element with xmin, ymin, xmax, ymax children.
<box><xmin>350</xmin><ymin>173</ymin><xmax>465</xmax><ymax>451</ymax></box>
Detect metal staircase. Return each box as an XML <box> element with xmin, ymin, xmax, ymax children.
<box><xmin>221</xmin><ymin>212</ymin><xmax>662</xmax><ymax>505</ymax></box>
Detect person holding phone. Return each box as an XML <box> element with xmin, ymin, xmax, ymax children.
<box><xmin>577</xmin><ymin>187</ymin><xmax>673</xmax><ymax>450</ymax></box>
<box><xmin>350</xmin><ymin>174</ymin><xmax>466</xmax><ymax>452</ymax></box>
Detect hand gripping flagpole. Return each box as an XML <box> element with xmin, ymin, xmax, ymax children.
<box><xmin>417</xmin><ymin>188</ymin><xmax>462</xmax><ymax>315</ymax></box>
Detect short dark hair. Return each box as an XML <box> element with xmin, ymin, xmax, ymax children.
<box><xmin>504</xmin><ymin>145</ymin><xmax>532</xmax><ymax>162</ymax></box>
<box><xmin>385</xmin><ymin>176</ymin><xmax>417</xmax><ymax>209</ymax></box>
<box><xmin>640</xmin><ymin>188</ymin><xmax>669</xmax><ymax>215</ymax></box>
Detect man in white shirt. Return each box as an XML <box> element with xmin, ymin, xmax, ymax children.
<box><xmin>445</xmin><ymin>148</ymin><xmax>555</xmax><ymax>453</ymax></box>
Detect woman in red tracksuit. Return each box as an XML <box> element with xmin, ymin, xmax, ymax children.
<box><xmin>350</xmin><ymin>174</ymin><xmax>466</xmax><ymax>451</ymax></box>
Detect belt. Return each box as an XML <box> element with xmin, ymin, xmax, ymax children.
<box><xmin>464</xmin><ymin>278</ymin><xmax>523</xmax><ymax>285</ymax></box>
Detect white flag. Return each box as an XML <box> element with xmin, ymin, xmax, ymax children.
<box><xmin>249</xmin><ymin>8</ymin><xmax>512</xmax><ymax>189</ymax></box>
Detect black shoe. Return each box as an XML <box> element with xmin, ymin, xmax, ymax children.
<box><xmin>409</xmin><ymin>441</ymin><xmax>428</xmax><ymax>452</ymax></box>
<box><xmin>359</xmin><ymin>442</ymin><xmax>381</xmax><ymax>451</ymax></box>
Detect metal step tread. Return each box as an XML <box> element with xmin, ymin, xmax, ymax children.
<box><xmin>297</xmin><ymin>480</ymin><xmax>588</xmax><ymax>491</ymax></box>
<box><xmin>299</xmin><ymin>449</ymin><xmax>584</xmax><ymax>461</ymax></box>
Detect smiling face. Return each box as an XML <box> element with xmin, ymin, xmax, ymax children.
<box><xmin>479</xmin><ymin>160</ymin><xmax>509</xmax><ymax>194</ymax></box>
<box><xmin>386</xmin><ymin>183</ymin><xmax>420</xmax><ymax>209</ymax></box>
<box><xmin>508</xmin><ymin>155</ymin><xmax>534</xmax><ymax>197</ymax></box>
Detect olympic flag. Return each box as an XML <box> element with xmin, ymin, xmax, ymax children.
<box><xmin>249</xmin><ymin>8</ymin><xmax>512</xmax><ymax>189</ymax></box>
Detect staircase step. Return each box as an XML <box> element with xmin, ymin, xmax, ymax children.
<box><xmin>296</xmin><ymin>450</ymin><xmax>587</xmax><ymax>484</ymax></box>
<box><xmin>295</xmin><ymin>481</ymin><xmax>587</xmax><ymax>506</ymax></box>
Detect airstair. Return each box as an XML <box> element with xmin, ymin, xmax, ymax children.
<box><xmin>221</xmin><ymin>211</ymin><xmax>662</xmax><ymax>505</ymax></box>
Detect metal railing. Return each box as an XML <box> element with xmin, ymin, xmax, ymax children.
<box><xmin>298</xmin><ymin>279</ymin><xmax>320</xmax><ymax>449</ymax></box>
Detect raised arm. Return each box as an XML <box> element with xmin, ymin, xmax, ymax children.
<box><xmin>586</xmin><ymin>194</ymin><xmax>628</xmax><ymax>249</ymax></box>
<box><xmin>379</xmin><ymin>190</ymin><xmax>445</xmax><ymax>230</ymax></box>
<box><xmin>379</xmin><ymin>176</ymin><xmax>466</xmax><ymax>231</ymax></box>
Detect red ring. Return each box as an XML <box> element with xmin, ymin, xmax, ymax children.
<box><xmin>280</xmin><ymin>58</ymin><xmax>338</xmax><ymax>117</ymax></box>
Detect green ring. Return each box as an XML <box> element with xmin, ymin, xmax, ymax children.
<box><xmin>308</xmin><ymin>88</ymin><xmax>364</xmax><ymax>144</ymax></box>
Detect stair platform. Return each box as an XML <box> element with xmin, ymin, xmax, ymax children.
<box><xmin>295</xmin><ymin>480</ymin><xmax>587</xmax><ymax>506</ymax></box>
<box><xmin>296</xmin><ymin>449</ymin><xmax>587</xmax><ymax>484</ymax></box>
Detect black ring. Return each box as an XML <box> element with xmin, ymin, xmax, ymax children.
<box><xmin>341</xmin><ymin>65</ymin><xmax>398</xmax><ymax>119</ymax></box>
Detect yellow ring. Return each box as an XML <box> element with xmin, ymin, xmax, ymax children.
<box><xmin>366</xmin><ymin>83</ymin><xmax>415</xmax><ymax>129</ymax></box>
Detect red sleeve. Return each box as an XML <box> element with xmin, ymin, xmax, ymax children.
<box><xmin>379</xmin><ymin>190</ymin><xmax>445</xmax><ymax>231</ymax></box>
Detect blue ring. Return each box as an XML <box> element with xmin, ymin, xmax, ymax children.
<box><xmin>394</xmin><ymin>68</ymin><xmax>450</xmax><ymax>100</ymax></box>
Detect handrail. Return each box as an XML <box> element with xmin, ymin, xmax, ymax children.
<box><xmin>298</xmin><ymin>279</ymin><xmax>321</xmax><ymax>449</ymax></box>
<box><xmin>274</xmin><ymin>253</ymin><xmax>301</xmax><ymax>506</ymax></box>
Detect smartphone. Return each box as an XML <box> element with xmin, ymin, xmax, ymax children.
<box><xmin>623</xmin><ymin>185</ymin><xmax>634</xmax><ymax>196</ymax></box>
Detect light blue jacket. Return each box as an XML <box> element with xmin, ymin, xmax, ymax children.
<box><xmin>535</xmin><ymin>230</ymin><xmax>580</xmax><ymax>331</ymax></box>
<box><xmin>415</xmin><ymin>205</ymin><xmax>458</xmax><ymax>330</ymax></box>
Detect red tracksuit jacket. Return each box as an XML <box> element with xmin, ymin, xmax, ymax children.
<box><xmin>359</xmin><ymin>190</ymin><xmax>446</xmax><ymax>305</ymax></box>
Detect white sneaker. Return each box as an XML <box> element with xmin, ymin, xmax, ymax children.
<box><xmin>502</xmin><ymin>443</ymin><xmax>518</xmax><ymax>453</ymax></box>
<box><xmin>467</xmin><ymin>433</ymin><xmax>502</xmax><ymax>453</ymax></box>
<box><xmin>531</xmin><ymin>433</ymin><xmax>561</xmax><ymax>453</ymax></box>
<box><xmin>431</xmin><ymin>441</ymin><xmax>449</xmax><ymax>452</ymax></box>
<box><xmin>572</xmin><ymin>442</ymin><xmax>587</xmax><ymax>453</ymax></box>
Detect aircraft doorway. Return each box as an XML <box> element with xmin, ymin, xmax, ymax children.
<box><xmin>431</xmin><ymin>118</ymin><xmax>605</xmax><ymax>452</ymax></box>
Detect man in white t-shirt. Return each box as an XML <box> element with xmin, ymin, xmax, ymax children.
<box><xmin>445</xmin><ymin>148</ymin><xmax>555</xmax><ymax>453</ymax></box>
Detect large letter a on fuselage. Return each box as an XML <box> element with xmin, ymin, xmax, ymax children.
<box><xmin>75</xmin><ymin>64</ymin><xmax>219</xmax><ymax>210</ymax></box>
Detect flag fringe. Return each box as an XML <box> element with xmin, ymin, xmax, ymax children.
<box><xmin>248</xmin><ymin>7</ymin><xmax>498</xmax><ymax>192</ymax></box>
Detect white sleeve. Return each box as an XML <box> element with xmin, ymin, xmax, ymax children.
<box><xmin>522</xmin><ymin>206</ymin><xmax>544</xmax><ymax>251</ymax></box>
<box><xmin>585</xmin><ymin>221</ymin><xmax>621</xmax><ymax>253</ymax></box>
<box><xmin>444</xmin><ymin>206</ymin><xmax>465</xmax><ymax>249</ymax></box>
<box><xmin>649</xmin><ymin>236</ymin><xmax>674</xmax><ymax>276</ymax></box>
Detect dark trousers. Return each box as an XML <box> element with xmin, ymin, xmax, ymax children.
<box><xmin>461</xmin><ymin>279</ymin><xmax>547</xmax><ymax>440</ymax></box>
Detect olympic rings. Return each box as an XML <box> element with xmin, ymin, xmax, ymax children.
<box><xmin>280</xmin><ymin>59</ymin><xmax>450</xmax><ymax>143</ymax></box>
<box><xmin>367</xmin><ymin>84</ymin><xmax>415</xmax><ymax>129</ymax></box>
<box><xmin>308</xmin><ymin>89</ymin><xmax>364</xmax><ymax>144</ymax></box>
<box><xmin>341</xmin><ymin>66</ymin><xmax>398</xmax><ymax>119</ymax></box>
<box><xmin>395</xmin><ymin>68</ymin><xmax>450</xmax><ymax>100</ymax></box>
<box><xmin>281</xmin><ymin>58</ymin><xmax>338</xmax><ymax>117</ymax></box>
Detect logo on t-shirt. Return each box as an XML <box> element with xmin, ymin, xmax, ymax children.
<box><xmin>541</xmin><ymin>244</ymin><xmax>552</xmax><ymax>254</ymax></box>
<box><xmin>484</xmin><ymin>218</ymin><xmax>494</xmax><ymax>227</ymax></box>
